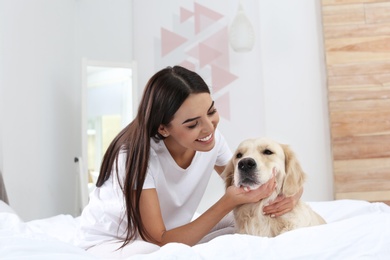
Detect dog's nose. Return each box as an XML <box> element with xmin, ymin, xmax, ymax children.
<box><xmin>238</xmin><ymin>158</ymin><xmax>257</xmax><ymax>172</ymax></box>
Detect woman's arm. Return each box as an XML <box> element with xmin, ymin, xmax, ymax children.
<box><xmin>139</xmin><ymin>177</ymin><xmax>276</xmax><ymax>247</ymax></box>
<box><xmin>214</xmin><ymin>165</ymin><xmax>225</xmax><ymax>175</ymax></box>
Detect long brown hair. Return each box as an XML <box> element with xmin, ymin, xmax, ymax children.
<box><xmin>95</xmin><ymin>65</ymin><xmax>211</xmax><ymax>247</ymax></box>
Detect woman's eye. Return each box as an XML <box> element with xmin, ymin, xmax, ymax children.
<box><xmin>187</xmin><ymin>122</ymin><xmax>198</xmax><ymax>129</ymax></box>
<box><xmin>208</xmin><ymin>108</ymin><xmax>217</xmax><ymax>116</ymax></box>
<box><xmin>263</xmin><ymin>149</ymin><xmax>273</xmax><ymax>155</ymax></box>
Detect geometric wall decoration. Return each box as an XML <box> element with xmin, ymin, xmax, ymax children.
<box><xmin>159</xmin><ymin>1</ymin><xmax>238</xmax><ymax>121</ymax></box>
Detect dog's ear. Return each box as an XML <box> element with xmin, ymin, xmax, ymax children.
<box><xmin>280</xmin><ymin>144</ymin><xmax>306</xmax><ymax>197</ymax></box>
<box><xmin>221</xmin><ymin>158</ymin><xmax>235</xmax><ymax>190</ymax></box>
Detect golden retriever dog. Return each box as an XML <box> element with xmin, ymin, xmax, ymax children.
<box><xmin>222</xmin><ymin>137</ymin><xmax>326</xmax><ymax>237</ymax></box>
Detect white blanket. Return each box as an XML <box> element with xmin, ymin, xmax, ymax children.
<box><xmin>1</xmin><ymin>200</ymin><xmax>390</xmax><ymax>259</ymax></box>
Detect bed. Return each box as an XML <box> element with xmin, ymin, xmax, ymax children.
<box><xmin>1</xmin><ymin>199</ymin><xmax>390</xmax><ymax>259</ymax></box>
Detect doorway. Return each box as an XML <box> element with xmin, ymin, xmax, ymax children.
<box><xmin>81</xmin><ymin>59</ymin><xmax>137</xmax><ymax>191</ymax></box>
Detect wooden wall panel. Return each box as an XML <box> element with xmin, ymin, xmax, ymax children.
<box><xmin>365</xmin><ymin>2</ymin><xmax>390</xmax><ymax>23</ymax></box>
<box><xmin>322</xmin><ymin>0</ymin><xmax>390</xmax><ymax>6</ymax></box>
<box><xmin>321</xmin><ymin>0</ymin><xmax>390</xmax><ymax>204</ymax></box>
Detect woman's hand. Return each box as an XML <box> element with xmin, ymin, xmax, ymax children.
<box><xmin>225</xmin><ymin>174</ymin><xmax>277</xmax><ymax>207</ymax></box>
<box><xmin>262</xmin><ymin>187</ymin><xmax>303</xmax><ymax>217</ymax></box>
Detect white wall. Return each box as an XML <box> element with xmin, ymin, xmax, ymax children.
<box><xmin>0</xmin><ymin>36</ymin><xmax>2</xmax><ymax>173</ymax></box>
<box><xmin>259</xmin><ymin>1</ymin><xmax>333</xmax><ymax>201</ymax></box>
<box><xmin>0</xmin><ymin>17</ymin><xmax>3</xmax><ymax>172</ymax></box>
<box><xmin>75</xmin><ymin>0</ymin><xmax>133</xmax><ymax>63</ymax></box>
<box><xmin>0</xmin><ymin>0</ymin><xmax>132</xmax><ymax>221</ymax></box>
<box><xmin>0</xmin><ymin>0</ymin><xmax>79</xmax><ymax>221</ymax></box>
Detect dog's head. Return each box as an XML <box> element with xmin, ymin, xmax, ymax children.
<box><xmin>222</xmin><ymin>138</ymin><xmax>306</xmax><ymax>197</ymax></box>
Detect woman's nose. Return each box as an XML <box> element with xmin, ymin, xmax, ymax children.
<box><xmin>203</xmin><ymin>118</ymin><xmax>215</xmax><ymax>132</ymax></box>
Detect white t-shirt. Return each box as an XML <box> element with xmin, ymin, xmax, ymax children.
<box><xmin>75</xmin><ymin>129</ymin><xmax>232</xmax><ymax>249</ymax></box>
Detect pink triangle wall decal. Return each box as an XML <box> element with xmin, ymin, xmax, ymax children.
<box><xmin>180</xmin><ymin>7</ymin><xmax>193</xmax><ymax>23</ymax></box>
<box><xmin>194</xmin><ymin>3</ymin><xmax>223</xmax><ymax>34</ymax></box>
<box><xmin>161</xmin><ymin>28</ymin><xmax>188</xmax><ymax>56</ymax></box>
<box><xmin>215</xmin><ymin>92</ymin><xmax>230</xmax><ymax>120</ymax></box>
<box><xmin>211</xmin><ymin>65</ymin><xmax>238</xmax><ymax>93</ymax></box>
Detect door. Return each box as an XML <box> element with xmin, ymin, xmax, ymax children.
<box><xmin>78</xmin><ymin>59</ymin><xmax>137</xmax><ymax>211</ymax></box>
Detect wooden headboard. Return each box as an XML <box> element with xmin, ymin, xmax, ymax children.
<box><xmin>321</xmin><ymin>0</ymin><xmax>390</xmax><ymax>205</ymax></box>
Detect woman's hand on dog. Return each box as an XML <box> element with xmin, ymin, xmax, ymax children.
<box><xmin>225</xmin><ymin>174</ymin><xmax>277</xmax><ymax>207</ymax></box>
<box><xmin>262</xmin><ymin>187</ymin><xmax>303</xmax><ymax>217</ymax></box>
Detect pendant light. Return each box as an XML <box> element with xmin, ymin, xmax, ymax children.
<box><xmin>229</xmin><ymin>3</ymin><xmax>255</xmax><ymax>52</ymax></box>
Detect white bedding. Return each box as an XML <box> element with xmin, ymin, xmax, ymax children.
<box><xmin>1</xmin><ymin>199</ymin><xmax>390</xmax><ymax>259</ymax></box>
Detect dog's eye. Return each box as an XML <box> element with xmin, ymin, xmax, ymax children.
<box><xmin>263</xmin><ymin>149</ymin><xmax>273</xmax><ymax>155</ymax></box>
<box><xmin>236</xmin><ymin>152</ymin><xmax>243</xmax><ymax>159</ymax></box>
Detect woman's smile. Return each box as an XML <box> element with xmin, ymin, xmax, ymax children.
<box><xmin>197</xmin><ymin>133</ymin><xmax>213</xmax><ymax>143</ymax></box>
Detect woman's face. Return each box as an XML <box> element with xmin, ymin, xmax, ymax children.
<box><xmin>161</xmin><ymin>93</ymin><xmax>219</xmax><ymax>152</ymax></box>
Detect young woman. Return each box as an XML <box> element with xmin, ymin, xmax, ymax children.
<box><xmin>75</xmin><ymin>66</ymin><xmax>302</xmax><ymax>257</ymax></box>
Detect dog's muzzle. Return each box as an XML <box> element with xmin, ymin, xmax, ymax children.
<box><xmin>237</xmin><ymin>158</ymin><xmax>259</xmax><ymax>187</ymax></box>
<box><xmin>238</xmin><ymin>158</ymin><xmax>257</xmax><ymax>172</ymax></box>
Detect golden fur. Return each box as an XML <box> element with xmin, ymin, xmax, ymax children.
<box><xmin>222</xmin><ymin>137</ymin><xmax>326</xmax><ymax>237</ymax></box>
